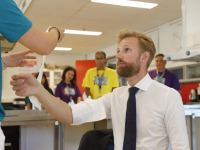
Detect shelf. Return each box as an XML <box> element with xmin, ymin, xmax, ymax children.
<box><xmin>179</xmin><ymin>78</ymin><xmax>200</xmax><ymax>84</ymax></box>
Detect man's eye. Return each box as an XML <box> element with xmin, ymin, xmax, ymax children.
<box><xmin>126</xmin><ymin>48</ymin><xmax>131</xmax><ymax>52</ymax></box>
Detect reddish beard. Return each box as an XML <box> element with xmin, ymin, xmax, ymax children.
<box><xmin>117</xmin><ymin>58</ymin><xmax>141</xmax><ymax>77</ymax></box>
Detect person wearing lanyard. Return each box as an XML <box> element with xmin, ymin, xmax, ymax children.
<box><xmin>0</xmin><ymin>0</ymin><xmax>64</xmax><ymax>148</ymax></box>
<box><xmin>82</xmin><ymin>51</ymin><xmax>119</xmax><ymax>99</ymax></box>
<box><xmin>55</xmin><ymin>66</ymin><xmax>82</xmax><ymax>105</ymax></box>
<box><xmin>148</xmin><ymin>53</ymin><xmax>181</xmax><ymax>94</ymax></box>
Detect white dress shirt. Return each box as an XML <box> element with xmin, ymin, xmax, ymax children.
<box><xmin>0</xmin><ymin>123</ymin><xmax>5</xmax><ymax>150</ymax></box>
<box><xmin>71</xmin><ymin>74</ymin><xmax>189</xmax><ymax>150</ymax></box>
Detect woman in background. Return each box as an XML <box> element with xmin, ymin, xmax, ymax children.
<box><xmin>26</xmin><ymin>72</ymin><xmax>53</xmax><ymax>110</ymax></box>
<box><xmin>55</xmin><ymin>66</ymin><xmax>82</xmax><ymax>105</ymax></box>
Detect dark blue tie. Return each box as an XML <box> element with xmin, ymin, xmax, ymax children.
<box><xmin>123</xmin><ymin>87</ymin><xmax>139</xmax><ymax>150</ymax></box>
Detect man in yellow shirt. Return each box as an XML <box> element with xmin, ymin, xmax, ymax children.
<box><xmin>82</xmin><ymin>51</ymin><xmax>119</xmax><ymax>99</ymax></box>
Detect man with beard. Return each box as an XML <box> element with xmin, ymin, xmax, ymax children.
<box><xmin>10</xmin><ymin>30</ymin><xmax>189</xmax><ymax>150</ymax></box>
<box><xmin>82</xmin><ymin>51</ymin><xmax>119</xmax><ymax>99</ymax></box>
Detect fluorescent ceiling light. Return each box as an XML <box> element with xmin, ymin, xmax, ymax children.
<box><xmin>64</xmin><ymin>30</ymin><xmax>102</xmax><ymax>36</ymax></box>
<box><xmin>54</xmin><ymin>47</ymin><xmax>72</xmax><ymax>51</ymax></box>
<box><xmin>91</xmin><ymin>0</ymin><xmax>157</xmax><ymax>9</ymax></box>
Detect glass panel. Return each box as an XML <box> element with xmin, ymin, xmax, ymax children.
<box><xmin>54</xmin><ymin>72</ymin><xmax>62</xmax><ymax>78</ymax></box>
<box><xmin>168</xmin><ymin>67</ymin><xmax>183</xmax><ymax>79</ymax></box>
<box><xmin>54</xmin><ymin>79</ymin><xmax>61</xmax><ymax>86</ymax></box>
<box><xmin>187</xmin><ymin>64</ymin><xmax>200</xmax><ymax>78</ymax></box>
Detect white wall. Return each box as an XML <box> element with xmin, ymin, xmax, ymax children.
<box><xmin>1</xmin><ymin>52</ymin><xmax>85</xmax><ymax>102</ymax></box>
<box><xmin>87</xmin><ymin>18</ymin><xmax>199</xmax><ymax>71</ymax></box>
<box><xmin>87</xmin><ymin>43</ymin><xmax>117</xmax><ymax>60</ymax></box>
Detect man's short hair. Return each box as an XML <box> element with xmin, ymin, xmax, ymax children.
<box><xmin>155</xmin><ymin>53</ymin><xmax>164</xmax><ymax>58</ymax></box>
<box><xmin>95</xmin><ymin>51</ymin><xmax>106</xmax><ymax>58</ymax></box>
<box><xmin>117</xmin><ymin>30</ymin><xmax>156</xmax><ymax>68</ymax></box>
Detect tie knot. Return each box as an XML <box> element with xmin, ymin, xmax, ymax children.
<box><xmin>129</xmin><ymin>87</ymin><xmax>139</xmax><ymax>95</ymax></box>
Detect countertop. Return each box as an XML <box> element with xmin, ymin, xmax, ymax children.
<box><xmin>2</xmin><ymin>110</ymin><xmax>55</xmax><ymax>126</ymax></box>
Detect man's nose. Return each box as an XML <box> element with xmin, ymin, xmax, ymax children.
<box><xmin>116</xmin><ymin>52</ymin><xmax>123</xmax><ymax>60</ymax></box>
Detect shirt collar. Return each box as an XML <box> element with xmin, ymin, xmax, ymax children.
<box><xmin>127</xmin><ymin>73</ymin><xmax>152</xmax><ymax>91</ymax></box>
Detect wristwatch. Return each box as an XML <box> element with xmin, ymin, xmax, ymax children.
<box><xmin>1</xmin><ymin>58</ymin><xmax>6</xmax><ymax>70</ymax></box>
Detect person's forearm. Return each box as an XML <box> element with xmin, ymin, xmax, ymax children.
<box><xmin>36</xmin><ymin>85</ymin><xmax>73</xmax><ymax>124</ymax></box>
<box><xmin>18</xmin><ymin>25</ymin><xmax>58</xmax><ymax>55</ymax></box>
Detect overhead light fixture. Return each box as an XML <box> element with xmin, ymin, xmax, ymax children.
<box><xmin>54</xmin><ymin>47</ymin><xmax>72</xmax><ymax>51</ymax></box>
<box><xmin>91</xmin><ymin>0</ymin><xmax>158</xmax><ymax>9</ymax></box>
<box><xmin>64</xmin><ymin>29</ymin><xmax>102</xmax><ymax>36</ymax></box>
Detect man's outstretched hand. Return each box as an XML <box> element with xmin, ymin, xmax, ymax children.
<box><xmin>10</xmin><ymin>73</ymin><xmax>40</xmax><ymax>97</ymax></box>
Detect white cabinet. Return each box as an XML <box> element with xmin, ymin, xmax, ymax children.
<box><xmin>43</xmin><ymin>69</ymin><xmax>63</xmax><ymax>93</ymax></box>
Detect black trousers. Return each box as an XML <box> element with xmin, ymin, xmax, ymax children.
<box><xmin>78</xmin><ymin>129</ymin><xmax>114</xmax><ymax>150</ymax></box>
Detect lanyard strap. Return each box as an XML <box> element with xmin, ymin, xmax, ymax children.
<box><xmin>96</xmin><ymin>68</ymin><xmax>105</xmax><ymax>97</ymax></box>
<box><xmin>66</xmin><ymin>85</ymin><xmax>72</xmax><ymax>100</ymax></box>
<box><xmin>156</xmin><ymin>70</ymin><xmax>165</xmax><ymax>83</ymax></box>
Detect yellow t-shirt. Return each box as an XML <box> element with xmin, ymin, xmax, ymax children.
<box><xmin>82</xmin><ymin>67</ymin><xmax>119</xmax><ymax>99</ymax></box>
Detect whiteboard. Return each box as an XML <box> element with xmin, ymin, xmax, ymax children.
<box><xmin>170</xmin><ymin>20</ymin><xmax>182</xmax><ymax>52</ymax></box>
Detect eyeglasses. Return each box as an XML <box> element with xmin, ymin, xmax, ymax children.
<box><xmin>95</xmin><ymin>58</ymin><xmax>105</xmax><ymax>61</ymax></box>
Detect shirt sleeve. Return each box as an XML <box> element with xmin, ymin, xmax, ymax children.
<box><xmin>0</xmin><ymin>0</ymin><xmax>32</xmax><ymax>42</ymax></box>
<box><xmin>172</xmin><ymin>74</ymin><xmax>181</xmax><ymax>91</ymax></box>
<box><xmin>111</xmin><ymin>71</ymin><xmax>120</xmax><ymax>88</ymax></box>
<box><xmin>82</xmin><ymin>70</ymin><xmax>91</xmax><ymax>88</ymax></box>
<box><xmin>163</xmin><ymin>89</ymin><xmax>189</xmax><ymax>149</ymax></box>
<box><xmin>71</xmin><ymin>92</ymin><xmax>112</xmax><ymax>125</ymax></box>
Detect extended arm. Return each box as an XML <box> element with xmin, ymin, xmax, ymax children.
<box><xmin>18</xmin><ymin>25</ymin><xmax>64</xmax><ymax>55</ymax></box>
<box><xmin>11</xmin><ymin>74</ymin><xmax>72</xmax><ymax>124</ymax></box>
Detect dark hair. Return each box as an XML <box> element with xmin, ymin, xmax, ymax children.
<box><xmin>155</xmin><ymin>53</ymin><xmax>164</xmax><ymax>58</ymax></box>
<box><xmin>62</xmin><ymin>66</ymin><xmax>77</xmax><ymax>86</ymax></box>
<box><xmin>95</xmin><ymin>51</ymin><xmax>106</xmax><ymax>58</ymax></box>
<box><xmin>35</xmin><ymin>72</ymin><xmax>50</xmax><ymax>91</ymax></box>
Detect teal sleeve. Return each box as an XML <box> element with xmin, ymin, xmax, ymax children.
<box><xmin>49</xmin><ymin>88</ymin><xmax>54</xmax><ymax>96</ymax></box>
<box><xmin>0</xmin><ymin>0</ymin><xmax>32</xmax><ymax>43</ymax></box>
<box><xmin>25</xmin><ymin>97</ymin><xmax>31</xmax><ymax>104</ymax></box>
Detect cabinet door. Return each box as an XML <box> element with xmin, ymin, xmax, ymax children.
<box><xmin>53</xmin><ymin>70</ymin><xmax>63</xmax><ymax>92</ymax></box>
<box><xmin>168</xmin><ymin>67</ymin><xmax>183</xmax><ymax>80</ymax></box>
<box><xmin>187</xmin><ymin>64</ymin><xmax>200</xmax><ymax>79</ymax></box>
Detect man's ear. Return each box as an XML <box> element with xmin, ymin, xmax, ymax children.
<box><xmin>140</xmin><ymin>51</ymin><xmax>150</xmax><ymax>63</ymax></box>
